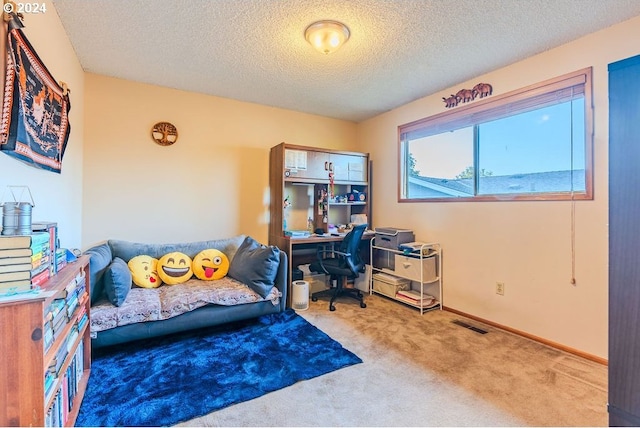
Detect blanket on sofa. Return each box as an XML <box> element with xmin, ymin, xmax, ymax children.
<box><xmin>91</xmin><ymin>276</ymin><xmax>280</xmax><ymax>333</ymax></box>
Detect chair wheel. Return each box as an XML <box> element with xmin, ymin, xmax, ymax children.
<box><xmin>330</xmin><ymin>305</ymin><xmax>336</xmax><ymax>311</ymax></box>
<box><xmin>360</xmin><ymin>302</ymin><xmax>367</xmax><ymax>308</ymax></box>
<box><xmin>312</xmin><ymin>296</ymin><xmax>318</xmax><ymax>302</ymax></box>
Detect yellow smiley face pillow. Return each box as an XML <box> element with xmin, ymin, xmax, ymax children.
<box><xmin>128</xmin><ymin>255</ymin><xmax>163</xmax><ymax>288</ymax></box>
<box><xmin>192</xmin><ymin>249</ymin><xmax>229</xmax><ymax>280</ymax></box>
<box><xmin>157</xmin><ymin>252</ymin><xmax>193</xmax><ymax>285</ymax></box>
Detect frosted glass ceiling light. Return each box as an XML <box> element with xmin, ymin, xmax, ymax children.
<box><xmin>305</xmin><ymin>20</ymin><xmax>350</xmax><ymax>54</ymax></box>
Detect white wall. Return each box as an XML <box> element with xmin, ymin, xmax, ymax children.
<box><xmin>357</xmin><ymin>15</ymin><xmax>640</xmax><ymax>359</ymax></box>
<box><xmin>82</xmin><ymin>75</ymin><xmax>357</xmax><ymax>248</ymax></box>
<box><xmin>0</xmin><ymin>1</ymin><xmax>84</xmax><ymax>250</ymax></box>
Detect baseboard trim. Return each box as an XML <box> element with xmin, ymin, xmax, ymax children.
<box><xmin>443</xmin><ymin>306</ymin><xmax>608</xmax><ymax>366</ymax></box>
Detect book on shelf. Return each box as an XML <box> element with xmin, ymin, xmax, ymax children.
<box><xmin>0</xmin><ymin>231</ymin><xmax>49</xmax><ymax>248</ymax></box>
<box><xmin>0</xmin><ymin>279</ymin><xmax>31</xmax><ymax>294</ymax></box>
<box><xmin>0</xmin><ymin>247</ymin><xmax>31</xmax><ymax>257</ymax></box>
<box><xmin>0</xmin><ymin>255</ymin><xmax>31</xmax><ymax>266</ymax></box>
<box><xmin>30</xmin><ymin>268</ymin><xmax>50</xmax><ymax>287</ymax></box>
<box><xmin>0</xmin><ymin>270</ymin><xmax>30</xmax><ymax>282</ymax></box>
<box><xmin>52</xmin><ymin>306</ymin><xmax>68</xmax><ymax>330</ymax></box>
<box><xmin>0</xmin><ymin>235</ymin><xmax>32</xmax><ymax>250</ymax></box>
<box><xmin>55</xmin><ymin>248</ymin><xmax>67</xmax><ymax>270</ymax></box>
<box><xmin>31</xmin><ymin>257</ymin><xmax>51</xmax><ymax>276</ymax></box>
<box><xmin>0</xmin><ymin>262</ymin><xmax>31</xmax><ymax>274</ymax></box>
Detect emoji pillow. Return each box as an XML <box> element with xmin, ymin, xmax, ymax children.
<box><xmin>157</xmin><ymin>251</ymin><xmax>193</xmax><ymax>285</ymax></box>
<box><xmin>128</xmin><ymin>255</ymin><xmax>163</xmax><ymax>289</ymax></box>
<box><xmin>192</xmin><ymin>249</ymin><xmax>229</xmax><ymax>280</ymax></box>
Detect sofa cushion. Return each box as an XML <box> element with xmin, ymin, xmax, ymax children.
<box><xmin>128</xmin><ymin>255</ymin><xmax>162</xmax><ymax>288</ymax></box>
<box><xmin>192</xmin><ymin>249</ymin><xmax>230</xmax><ymax>280</ymax></box>
<box><xmin>157</xmin><ymin>252</ymin><xmax>193</xmax><ymax>285</ymax></box>
<box><xmin>103</xmin><ymin>257</ymin><xmax>132</xmax><ymax>307</ymax></box>
<box><xmin>228</xmin><ymin>236</ymin><xmax>280</xmax><ymax>298</ymax></box>
<box><xmin>85</xmin><ymin>243</ymin><xmax>113</xmax><ymax>304</ymax></box>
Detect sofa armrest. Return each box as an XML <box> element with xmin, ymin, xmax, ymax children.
<box><xmin>274</xmin><ymin>250</ymin><xmax>288</xmax><ymax>312</ymax></box>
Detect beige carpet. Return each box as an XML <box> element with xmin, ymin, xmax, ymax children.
<box><xmin>180</xmin><ymin>294</ymin><xmax>608</xmax><ymax>427</ymax></box>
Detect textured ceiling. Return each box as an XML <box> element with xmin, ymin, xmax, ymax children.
<box><xmin>51</xmin><ymin>0</ymin><xmax>640</xmax><ymax>122</ymax></box>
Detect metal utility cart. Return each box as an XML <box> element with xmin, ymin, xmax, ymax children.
<box><xmin>370</xmin><ymin>240</ymin><xmax>442</xmax><ymax>314</ymax></box>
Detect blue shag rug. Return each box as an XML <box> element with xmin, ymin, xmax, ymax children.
<box><xmin>76</xmin><ymin>309</ymin><xmax>361</xmax><ymax>427</ymax></box>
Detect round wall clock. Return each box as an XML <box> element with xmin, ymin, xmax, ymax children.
<box><xmin>151</xmin><ymin>122</ymin><xmax>178</xmax><ymax>146</ymax></box>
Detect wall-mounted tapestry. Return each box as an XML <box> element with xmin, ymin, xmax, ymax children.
<box><xmin>0</xmin><ymin>15</ymin><xmax>71</xmax><ymax>173</ymax></box>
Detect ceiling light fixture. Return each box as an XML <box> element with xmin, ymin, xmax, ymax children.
<box><xmin>305</xmin><ymin>20</ymin><xmax>350</xmax><ymax>55</ymax></box>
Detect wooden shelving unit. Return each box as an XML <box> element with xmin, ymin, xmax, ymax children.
<box><xmin>0</xmin><ymin>255</ymin><xmax>91</xmax><ymax>427</ymax></box>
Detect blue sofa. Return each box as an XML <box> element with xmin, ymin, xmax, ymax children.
<box><xmin>85</xmin><ymin>235</ymin><xmax>287</xmax><ymax>348</ymax></box>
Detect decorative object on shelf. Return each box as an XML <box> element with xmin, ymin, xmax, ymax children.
<box><xmin>473</xmin><ymin>82</ymin><xmax>493</xmax><ymax>98</ymax></box>
<box><xmin>304</xmin><ymin>20</ymin><xmax>350</xmax><ymax>54</ymax></box>
<box><xmin>0</xmin><ymin>10</ymin><xmax>71</xmax><ymax>173</ymax></box>
<box><xmin>442</xmin><ymin>82</ymin><xmax>493</xmax><ymax>109</ymax></box>
<box><xmin>151</xmin><ymin>122</ymin><xmax>178</xmax><ymax>146</ymax></box>
<box><xmin>0</xmin><ymin>185</ymin><xmax>35</xmax><ymax>236</ymax></box>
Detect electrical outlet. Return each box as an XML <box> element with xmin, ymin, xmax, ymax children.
<box><xmin>496</xmin><ymin>282</ymin><xmax>505</xmax><ymax>295</ymax></box>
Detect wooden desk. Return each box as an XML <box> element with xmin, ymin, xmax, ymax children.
<box><xmin>270</xmin><ymin>232</ymin><xmax>374</xmax><ymax>307</ymax></box>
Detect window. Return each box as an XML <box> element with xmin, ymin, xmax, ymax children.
<box><xmin>399</xmin><ymin>68</ymin><xmax>593</xmax><ymax>202</ymax></box>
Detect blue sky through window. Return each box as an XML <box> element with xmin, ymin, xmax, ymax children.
<box><xmin>409</xmin><ymin>98</ymin><xmax>585</xmax><ymax>180</ymax></box>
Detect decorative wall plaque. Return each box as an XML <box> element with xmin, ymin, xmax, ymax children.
<box><xmin>151</xmin><ymin>122</ymin><xmax>178</xmax><ymax>146</ymax></box>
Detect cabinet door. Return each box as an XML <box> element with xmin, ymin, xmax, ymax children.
<box><xmin>609</xmin><ymin>54</ymin><xmax>640</xmax><ymax>427</ymax></box>
<box><xmin>284</xmin><ymin>149</ymin><xmax>329</xmax><ymax>180</ymax></box>
<box><xmin>330</xmin><ymin>153</ymin><xmax>367</xmax><ymax>182</ymax></box>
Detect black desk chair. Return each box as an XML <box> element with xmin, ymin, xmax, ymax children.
<box><xmin>309</xmin><ymin>224</ymin><xmax>367</xmax><ymax>311</ymax></box>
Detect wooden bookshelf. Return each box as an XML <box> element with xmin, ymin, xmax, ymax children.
<box><xmin>0</xmin><ymin>255</ymin><xmax>91</xmax><ymax>427</ymax></box>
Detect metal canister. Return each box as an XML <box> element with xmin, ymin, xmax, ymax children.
<box><xmin>1</xmin><ymin>202</ymin><xmax>33</xmax><ymax>235</ymax></box>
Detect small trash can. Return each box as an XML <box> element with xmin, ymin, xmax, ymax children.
<box><xmin>292</xmin><ymin>280</ymin><xmax>309</xmax><ymax>311</ymax></box>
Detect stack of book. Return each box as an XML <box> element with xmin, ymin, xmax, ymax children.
<box><xmin>31</xmin><ymin>232</ymin><xmax>52</xmax><ymax>287</ymax></box>
<box><xmin>64</xmin><ymin>273</ymin><xmax>87</xmax><ymax>321</ymax></box>
<box><xmin>44</xmin><ymin>298</ymin><xmax>67</xmax><ymax>352</ymax></box>
<box><xmin>45</xmin><ymin>341</ymin><xmax>84</xmax><ymax>428</ymax></box>
<box><xmin>43</xmin><ymin>272</ymin><xmax>88</xmax><ymax>354</ymax></box>
<box><xmin>42</xmin><ymin>272</ymin><xmax>89</xmax><ymax>428</ymax></box>
<box><xmin>32</xmin><ymin>222</ymin><xmax>58</xmax><ymax>275</ymax></box>
<box><xmin>55</xmin><ymin>248</ymin><xmax>67</xmax><ymax>273</ymax></box>
<box><xmin>0</xmin><ymin>232</ymin><xmax>50</xmax><ymax>296</ymax></box>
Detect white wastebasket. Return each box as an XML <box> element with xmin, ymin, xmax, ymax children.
<box><xmin>292</xmin><ymin>280</ymin><xmax>309</xmax><ymax>311</ymax></box>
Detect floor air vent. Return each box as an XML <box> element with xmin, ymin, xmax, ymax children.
<box><xmin>452</xmin><ymin>320</ymin><xmax>488</xmax><ymax>334</ymax></box>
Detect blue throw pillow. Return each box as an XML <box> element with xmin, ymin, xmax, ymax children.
<box><xmin>84</xmin><ymin>243</ymin><xmax>112</xmax><ymax>304</ymax></box>
<box><xmin>228</xmin><ymin>236</ymin><xmax>280</xmax><ymax>298</ymax></box>
<box><xmin>103</xmin><ymin>257</ymin><xmax>132</xmax><ymax>307</ymax></box>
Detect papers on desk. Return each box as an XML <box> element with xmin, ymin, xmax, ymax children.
<box><xmin>291</xmin><ymin>233</ymin><xmax>341</xmax><ymax>239</ymax></box>
<box><xmin>285</xmin><ymin>230</ymin><xmax>310</xmax><ymax>238</ymax></box>
<box><xmin>288</xmin><ymin>230</ymin><xmax>374</xmax><ymax>239</ymax></box>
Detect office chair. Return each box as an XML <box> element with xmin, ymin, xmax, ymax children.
<box><xmin>309</xmin><ymin>224</ymin><xmax>367</xmax><ymax>311</ymax></box>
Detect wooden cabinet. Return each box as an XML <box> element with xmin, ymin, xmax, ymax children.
<box><xmin>282</xmin><ymin>145</ymin><xmax>367</xmax><ymax>183</ymax></box>
<box><xmin>0</xmin><ymin>256</ymin><xmax>91</xmax><ymax>427</ymax></box>
<box><xmin>608</xmin><ymin>54</ymin><xmax>640</xmax><ymax>427</ymax></box>
<box><xmin>270</xmin><ymin>142</ymin><xmax>371</xmax><ymax>241</ymax></box>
